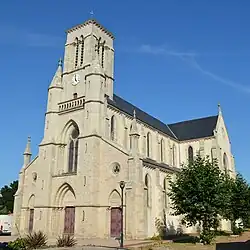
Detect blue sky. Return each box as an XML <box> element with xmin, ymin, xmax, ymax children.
<box><xmin>1</xmin><ymin>0</ymin><xmax>250</xmax><ymax>187</ymax></box>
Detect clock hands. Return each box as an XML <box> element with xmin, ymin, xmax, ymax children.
<box><xmin>72</xmin><ymin>74</ymin><xmax>80</xmax><ymax>86</ymax></box>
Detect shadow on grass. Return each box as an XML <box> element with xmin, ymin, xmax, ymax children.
<box><xmin>161</xmin><ymin>234</ymin><xmax>199</xmax><ymax>243</ymax></box>
<box><xmin>216</xmin><ymin>240</ymin><xmax>250</xmax><ymax>250</ymax></box>
<box><xmin>214</xmin><ymin>230</ymin><xmax>231</xmax><ymax>236</ymax></box>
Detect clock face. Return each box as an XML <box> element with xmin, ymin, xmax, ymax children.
<box><xmin>72</xmin><ymin>74</ymin><xmax>80</xmax><ymax>86</ymax></box>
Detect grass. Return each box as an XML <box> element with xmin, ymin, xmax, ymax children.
<box><xmin>130</xmin><ymin>230</ymin><xmax>250</xmax><ymax>250</ymax></box>
<box><xmin>160</xmin><ymin>243</ymin><xmax>214</xmax><ymax>250</ymax></box>
<box><xmin>134</xmin><ymin>243</ymin><xmax>214</xmax><ymax>250</ymax></box>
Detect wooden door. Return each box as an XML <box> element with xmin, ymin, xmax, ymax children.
<box><xmin>64</xmin><ymin>207</ymin><xmax>75</xmax><ymax>234</ymax></box>
<box><xmin>29</xmin><ymin>209</ymin><xmax>34</xmax><ymax>233</ymax></box>
<box><xmin>110</xmin><ymin>208</ymin><xmax>122</xmax><ymax>238</ymax></box>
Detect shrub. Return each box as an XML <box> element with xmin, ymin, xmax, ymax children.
<box><xmin>149</xmin><ymin>234</ymin><xmax>162</xmax><ymax>241</ymax></box>
<box><xmin>8</xmin><ymin>238</ymin><xmax>26</xmax><ymax>250</ymax></box>
<box><xmin>24</xmin><ymin>231</ymin><xmax>47</xmax><ymax>249</ymax></box>
<box><xmin>231</xmin><ymin>223</ymin><xmax>244</xmax><ymax>236</ymax></box>
<box><xmin>56</xmin><ymin>235</ymin><xmax>77</xmax><ymax>247</ymax></box>
<box><xmin>199</xmin><ymin>230</ymin><xmax>215</xmax><ymax>245</ymax></box>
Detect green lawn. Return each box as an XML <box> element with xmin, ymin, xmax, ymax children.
<box><xmin>131</xmin><ymin>231</ymin><xmax>250</xmax><ymax>250</ymax></box>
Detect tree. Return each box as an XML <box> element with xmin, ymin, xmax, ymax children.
<box><xmin>222</xmin><ymin>173</ymin><xmax>250</xmax><ymax>234</ymax></box>
<box><xmin>169</xmin><ymin>156</ymin><xmax>228</xmax><ymax>244</ymax></box>
<box><xmin>0</xmin><ymin>180</ymin><xmax>18</xmax><ymax>214</ymax></box>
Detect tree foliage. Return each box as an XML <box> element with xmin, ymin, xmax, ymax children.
<box><xmin>222</xmin><ymin>173</ymin><xmax>250</xmax><ymax>233</ymax></box>
<box><xmin>169</xmin><ymin>156</ymin><xmax>228</xmax><ymax>244</ymax></box>
<box><xmin>0</xmin><ymin>180</ymin><xmax>18</xmax><ymax>214</ymax></box>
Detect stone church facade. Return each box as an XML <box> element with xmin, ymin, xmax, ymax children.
<box><xmin>13</xmin><ymin>19</ymin><xmax>235</xmax><ymax>240</ymax></box>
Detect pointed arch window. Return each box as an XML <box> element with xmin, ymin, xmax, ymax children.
<box><xmin>145</xmin><ymin>174</ymin><xmax>150</xmax><ymax>207</ymax></box>
<box><xmin>223</xmin><ymin>153</ymin><xmax>228</xmax><ymax>174</ymax></box>
<box><xmin>211</xmin><ymin>149</ymin><xmax>214</xmax><ymax>163</ymax></box>
<box><xmin>124</xmin><ymin>127</ymin><xmax>128</xmax><ymax>149</ymax></box>
<box><xmin>75</xmin><ymin>38</ymin><xmax>79</xmax><ymax>68</ymax></box>
<box><xmin>172</xmin><ymin>144</ymin><xmax>176</xmax><ymax>166</ymax></box>
<box><xmin>163</xmin><ymin>178</ymin><xmax>168</xmax><ymax>209</ymax></box>
<box><xmin>101</xmin><ymin>42</ymin><xmax>105</xmax><ymax>68</ymax></box>
<box><xmin>129</xmin><ymin>124</ymin><xmax>132</xmax><ymax>150</ymax></box>
<box><xmin>211</xmin><ymin>147</ymin><xmax>217</xmax><ymax>164</ymax></box>
<box><xmin>160</xmin><ymin>139</ymin><xmax>165</xmax><ymax>162</ymax></box>
<box><xmin>188</xmin><ymin>146</ymin><xmax>194</xmax><ymax>163</ymax></box>
<box><xmin>68</xmin><ymin>140</ymin><xmax>74</xmax><ymax>172</ymax></box>
<box><xmin>80</xmin><ymin>36</ymin><xmax>84</xmax><ymax>66</ymax></box>
<box><xmin>146</xmin><ymin>132</ymin><xmax>151</xmax><ymax>158</ymax></box>
<box><xmin>68</xmin><ymin>127</ymin><xmax>79</xmax><ymax>173</ymax></box>
<box><xmin>74</xmin><ymin>140</ymin><xmax>79</xmax><ymax>171</ymax></box>
<box><xmin>110</xmin><ymin>115</ymin><xmax>116</xmax><ymax>141</ymax></box>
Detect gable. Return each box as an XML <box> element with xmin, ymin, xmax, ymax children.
<box><xmin>215</xmin><ymin>113</ymin><xmax>230</xmax><ymax>143</ymax></box>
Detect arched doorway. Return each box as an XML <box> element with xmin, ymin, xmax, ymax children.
<box><xmin>64</xmin><ymin>206</ymin><xmax>75</xmax><ymax>235</ymax></box>
<box><xmin>55</xmin><ymin>183</ymin><xmax>76</xmax><ymax>235</ymax></box>
<box><xmin>109</xmin><ymin>190</ymin><xmax>121</xmax><ymax>238</ymax></box>
<box><xmin>28</xmin><ymin>195</ymin><xmax>35</xmax><ymax>233</ymax></box>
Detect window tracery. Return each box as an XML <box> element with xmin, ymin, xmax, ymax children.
<box><xmin>74</xmin><ymin>38</ymin><xmax>79</xmax><ymax>68</ymax></box>
<box><xmin>68</xmin><ymin>127</ymin><xmax>79</xmax><ymax>173</ymax></box>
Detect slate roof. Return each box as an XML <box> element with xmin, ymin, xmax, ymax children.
<box><xmin>107</xmin><ymin>94</ymin><xmax>218</xmax><ymax>141</ymax></box>
<box><xmin>168</xmin><ymin>115</ymin><xmax>218</xmax><ymax>141</ymax></box>
<box><xmin>108</xmin><ymin>94</ymin><xmax>176</xmax><ymax>138</ymax></box>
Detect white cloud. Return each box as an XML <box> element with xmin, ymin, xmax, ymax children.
<box><xmin>138</xmin><ymin>44</ymin><xmax>250</xmax><ymax>94</ymax></box>
<box><xmin>139</xmin><ymin>44</ymin><xmax>198</xmax><ymax>57</ymax></box>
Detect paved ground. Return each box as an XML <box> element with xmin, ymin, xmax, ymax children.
<box><xmin>0</xmin><ymin>235</ymin><xmax>153</xmax><ymax>249</ymax></box>
<box><xmin>0</xmin><ymin>235</ymin><xmax>16</xmax><ymax>243</ymax></box>
<box><xmin>1</xmin><ymin>231</ymin><xmax>250</xmax><ymax>249</ymax></box>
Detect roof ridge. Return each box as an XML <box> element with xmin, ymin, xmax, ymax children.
<box><xmin>66</xmin><ymin>19</ymin><xmax>115</xmax><ymax>39</ymax></box>
<box><xmin>166</xmin><ymin>124</ymin><xmax>178</xmax><ymax>139</ymax></box>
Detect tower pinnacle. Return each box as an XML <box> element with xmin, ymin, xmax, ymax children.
<box><xmin>49</xmin><ymin>59</ymin><xmax>63</xmax><ymax>89</ymax></box>
<box><xmin>133</xmin><ymin>109</ymin><xmax>136</xmax><ymax>119</ymax></box>
<box><xmin>24</xmin><ymin>136</ymin><xmax>31</xmax><ymax>156</ymax></box>
<box><xmin>58</xmin><ymin>57</ymin><xmax>63</xmax><ymax>67</ymax></box>
<box><xmin>218</xmin><ymin>103</ymin><xmax>222</xmax><ymax>115</ymax></box>
<box><xmin>23</xmin><ymin>136</ymin><xmax>32</xmax><ymax>166</ymax></box>
<box><xmin>131</xmin><ymin>109</ymin><xmax>139</xmax><ymax>135</ymax></box>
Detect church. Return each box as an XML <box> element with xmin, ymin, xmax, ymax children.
<box><xmin>12</xmin><ymin>19</ymin><xmax>235</xmax><ymax>240</ymax></box>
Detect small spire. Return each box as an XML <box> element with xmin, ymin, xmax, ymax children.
<box><xmin>218</xmin><ymin>103</ymin><xmax>222</xmax><ymax>115</ymax></box>
<box><xmin>133</xmin><ymin>109</ymin><xmax>136</xmax><ymax>119</ymax></box>
<box><xmin>58</xmin><ymin>57</ymin><xmax>63</xmax><ymax>67</ymax></box>
<box><xmin>24</xmin><ymin>136</ymin><xmax>31</xmax><ymax>155</ymax></box>
<box><xmin>130</xmin><ymin>110</ymin><xmax>139</xmax><ymax>136</ymax></box>
<box><xmin>49</xmin><ymin>59</ymin><xmax>63</xmax><ymax>88</ymax></box>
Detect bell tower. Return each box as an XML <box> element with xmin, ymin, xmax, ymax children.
<box><xmin>62</xmin><ymin>19</ymin><xmax>115</xmax><ymax>101</ymax></box>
